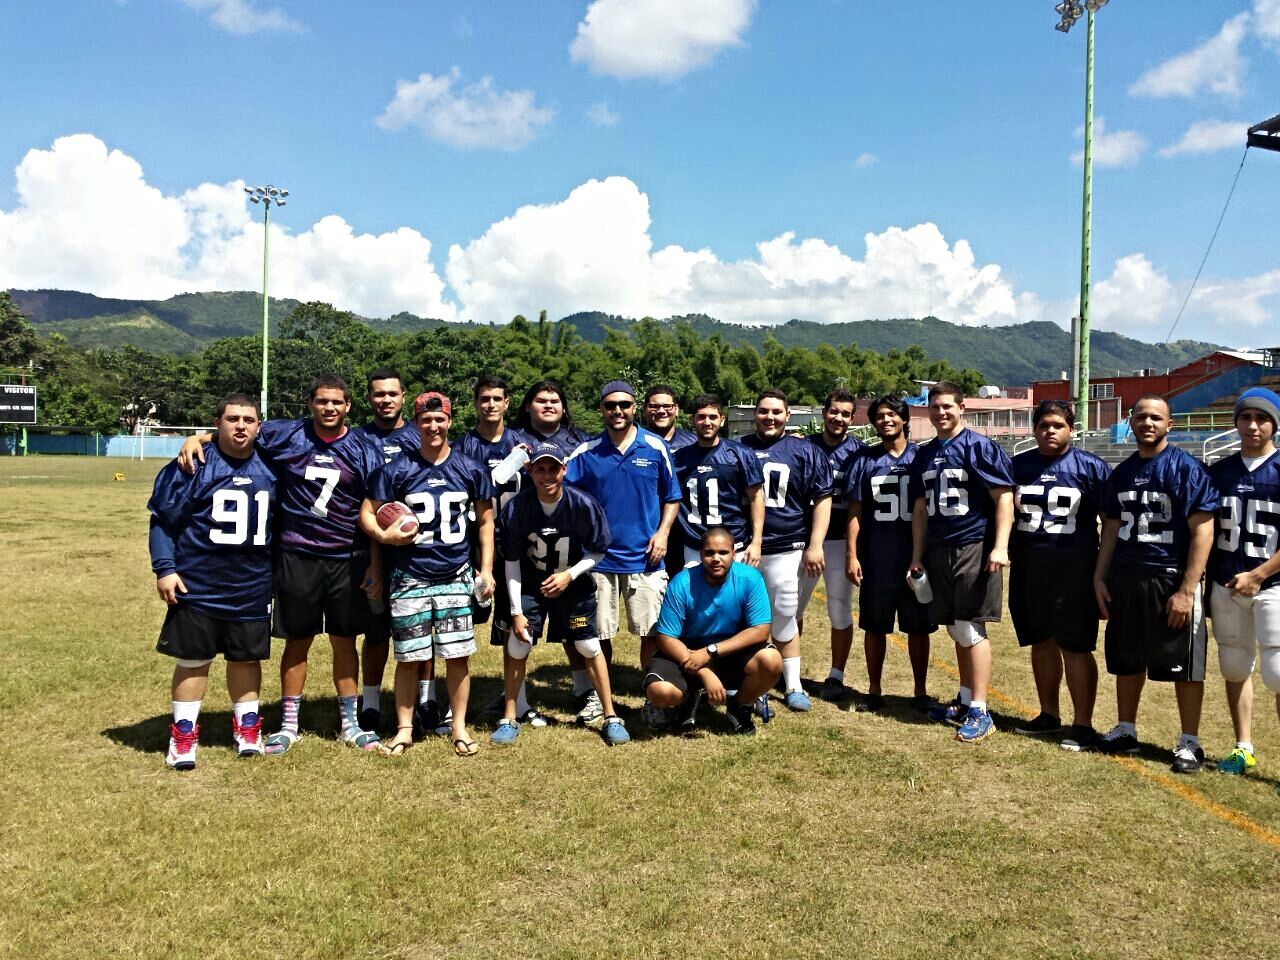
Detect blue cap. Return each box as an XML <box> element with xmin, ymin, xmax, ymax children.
<box><xmin>599</xmin><ymin>379</ymin><xmax>635</xmax><ymax>400</ymax></box>
<box><xmin>1235</xmin><ymin>387</ymin><xmax>1280</xmax><ymax>428</ymax></box>
<box><xmin>529</xmin><ymin>442</ymin><xmax>566</xmax><ymax>464</ymax></box>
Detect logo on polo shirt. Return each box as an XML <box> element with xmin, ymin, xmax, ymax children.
<box><xmin>634</xmin><ymin>458</ymin><xmax>655</xmax><ymax>468</ymax></box>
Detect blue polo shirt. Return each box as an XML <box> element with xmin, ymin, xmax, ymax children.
<box><xmin>565</xmin><ymin>426</ymin><xmax>682</xmax><ymax>574</ymax></box>
<box><xmin>656</xmin><ymin>561</ymin><xmax>772</xmax><ymax>650</ymax></box>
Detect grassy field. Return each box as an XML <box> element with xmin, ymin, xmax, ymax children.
<box><xmin>2</xmin><ymin>456</ymin><xmax>1279</xmax><ymax>960</ymax></box>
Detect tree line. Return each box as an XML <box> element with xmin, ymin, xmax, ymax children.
<box><xmin>0</xmin><ymin>293</ymin><xmax>985</xmax><ymax>435</ymax></box>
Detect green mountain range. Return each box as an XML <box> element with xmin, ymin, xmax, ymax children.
<box><xmin>9</xmin><ymin>289</ymin><xmax>1225</xmax><ymax>387</ymax></box>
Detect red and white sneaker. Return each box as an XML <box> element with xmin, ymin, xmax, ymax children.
<box><xmin>232</xmin><ymin>712</ymin><xmax>264</xmax><ymax>757</ymax></box>
<box><xmin>166</xmin><ymin>719</ymin><xmax>199</xmax><ymax>770</ymax></box>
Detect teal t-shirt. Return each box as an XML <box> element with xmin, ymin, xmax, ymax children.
<box><xmin>655</xmin><ymin>562</ymin><xmax>771</xmax><ymax>649</ymax></box>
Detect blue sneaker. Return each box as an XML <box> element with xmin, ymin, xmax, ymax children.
<box><xmin>754</xmin><ymin>694</ymin><xmax>773</xmax><ymax>723</ymax></box>
<box><xmin>784</xmin><ymin>689</ymin><xmax>811</xmax><ymax>712</ymax></box>
<box><xmin>490</xmin><ymin>719</ymin><xmax>521</xmax><ymax>744</ymax></box>
<box><xmin>928</xmin><ymin>698</ymin><xmax>966</xmax><ymax>726</ymax></box>
<box><xmin>602</xmin><ymin>716</ymin><xmax>630</xmax><ymax>746</ymax></box>
<box><xmin>955</xmin><ymin>707</ymin><xmax>994</xmax><ymax>744</ymax></box>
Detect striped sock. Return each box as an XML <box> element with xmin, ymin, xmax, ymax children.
<box><xmin>280</xmin><ymin>695</ymin><xmax>301</xmax><ymax>733</ymax></box>
<box><xmin>337</xmin><ymin>695</ymin><xmax>360</xmax><ymax>732</ymax></box>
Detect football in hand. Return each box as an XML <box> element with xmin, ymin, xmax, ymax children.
<box><xmin>375</xmin><ymin>501</ymin><xmax>419</xmax><ymax>535</ymax></box>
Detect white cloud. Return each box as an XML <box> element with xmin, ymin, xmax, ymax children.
<box><xmin>1158</xmin><ymin>119</ymin><xmax>1248</xmax><ymax>157</ymax></box>
<box><xmin>1191</xmin><ymin>269</ymin><xmax>1280</xmax><ymax>326</ymax></box>
<box><xmin>0</xmin><ymin>135</ymin><xmax>456</xmax><ymax>321</ymax></box>
<box><xmin>1254</xmin><ymin>0</ymin><xmax>1280</xmax><ymax>46</ymax></box>
<box><xmin>1129</xmin><ymin>12</ymin><xmax>1250</xmax><ymax>99</ymax></box>
<box><xmin>178</xmin><ymin>0</ymin><xmax>301</xmax><ymax>35</ymax></box>
<box><xmin>854</xmin><ymin>152</ymin><xmax>878</xmax><ymax>169</ymax></box>
<box><xmin>376</xmin><ymin>68</ymin><xmax>554</xmax><ymax>150</ymax></box>
<box><xmin>570</xmin><ymin>0</ymin><xmax>756</xmax><ymax>80</ymax></box>
<box><xmin>1071</xmin><ymin>117</ymin><xmax>1146</xmax><ymax>168</ymax></box>
<box><xmin>445</xmin><ymin>176</ymin><xmax>1032</xmax><ymax>327</ymax></box>
<box><xmin>587</xmin><ymin>101</ymin><xmax>620</xmax><ymax>127</ymax></box>
<box><xmin>1092</xmin><ymin>254</ymin><xmax>1179</xmax><ymax>330</ymax></box>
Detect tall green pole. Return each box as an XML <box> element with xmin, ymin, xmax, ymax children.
<box><xmin>1076</xmin><ymin>10</ymin><xmax>1095</xmax><ymax>432</ymax></box>
<box><xmin>259</xmin><ymin>202</ymin><xmax>271</xmax><ymax>420</ymax></box>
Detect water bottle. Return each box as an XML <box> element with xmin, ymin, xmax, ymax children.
<box><xmin>908</xmin><ymin>568</ymin><xmax>934</xmax><ymax>606</ymax></box>
<box><xmin>472</xmin><ymin>573</ymin><xmax>493</xmax><ymax>608</ymax></box>
<box><xmin>491</xmin><ymin>446</ymin><xmax>530</xmax><ymax>486</ymax></box>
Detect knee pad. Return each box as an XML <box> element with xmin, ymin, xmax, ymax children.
<box><xmin>573</xmin><ymin>637</ymin><xmax>602</xmax><ymax>659</ymax></box>
<box><xmin>175</xmin><ymin>657</ymin><xmax>213</xmax><ymax>669</ymax></box>
<box><xmin>1218</xmin><ymin>644</ymin><xmax>1256</xmax><ymax>684</ymax></box>
<box><xmin>826</xmin><ymin>597</ymin><xmax>853</xmax><ymax>631</ymax></box>
<box><xmin>506</xmin><ymin>635</ymin><xmax>532</xmax><ymax>661</ymax></box>
<box><xmin>1259</xmin><ymin>648</ymin><xmax>1280</xmax><ymax>694</ymax></box>
<box><xmin>946</xmin><ymin>621</ymin><xmax>986</xmax><ymax>648</ymax></box>
<box><xmin>772</xmin><ymin>613</ymin><xmax>799</xmax><ymax>645</ymax></box>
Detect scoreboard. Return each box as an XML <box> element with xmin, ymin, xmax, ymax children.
<box><xmin>0</xmin><ymin>385</ymin><xmax>37</xmax><ymax>424</ymax></box>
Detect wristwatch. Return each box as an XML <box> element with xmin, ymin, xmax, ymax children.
<box><xmin>707</xmin><ymin>643</ymin><xmax>720</xmax><ymax>660</ymax></box>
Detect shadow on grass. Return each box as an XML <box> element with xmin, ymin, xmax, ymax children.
<box><xmin>103</xmin><ymin>697</ymin><xmax>355</xmax><ymax>754</ymax></box>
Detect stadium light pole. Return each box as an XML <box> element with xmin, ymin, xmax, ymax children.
<box><xmin>1055</xmin><ymin>0</ymin><xmax>1107</xmax><ymax>433</ymax></box>
<box><xmin>245</xmin><ymin>184</ymin><xmax>289</xmax><ymax>418</ymax></box>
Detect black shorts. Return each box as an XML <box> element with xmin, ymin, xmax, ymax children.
<box><xmin>272</xmin><ymin>550</ymin><xmax>370</xmax><ymax>641</ymax></box>
<box><xmin>858</xmin><ymin>579</ymin><xmax>936</xmax><ymax>635</ymax></box>
<box><xmin>1103</xmin><ymin>566</ymin><xmax>1206</xmax><ymax>682</ymax></box>
<box><xmin>643</xmin><ymin>642</ymin><xmax>772</xmax><ymax>698</ymax></box>
<box><xmin>157</xmin><ymin>604</ymin><xmax>270</xmax><ymax>662</ymax></box>
<box><xmin>664</xmin><ymin>525</ymin><xmax>686</xmax><ymax>580</ymax></box>
<box><xmin>1009</xmin><ymin>558</ymin><xmax>1098</xmax><ymax>653</ymax></box>
<box><xmin>521</xmin><ymin>580</ymin><xmax>598</xmax><ymax>646</ymax></box>
<box><xmin>925</xmin><ymin>541</ymin><xmax>1002</xmax><ymax>625</ymax></box>
<box><xmin>484</xmin><ymin>569</ymin><xmax>513</xmax><ymax>642</ymax></box>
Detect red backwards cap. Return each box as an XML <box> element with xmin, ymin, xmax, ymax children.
<box><xmin>413</xmin><ymin>391</ymin><xmax>452</xmax><ymax>417</ymax></box>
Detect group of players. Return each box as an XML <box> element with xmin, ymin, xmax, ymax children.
<box><xmin>147</xmin><ymin>366</ymin><xmax>1280</xmax><ymax>788</ymax></box>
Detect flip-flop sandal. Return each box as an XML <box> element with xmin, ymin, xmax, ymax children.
<box><xmin>453</xmin><ymin>738</ymin><xmax>479</xmax><ymax>757</ymax></box>
<box><xmin>264</xmin><ymin>729</ymin><xmax>300</xmax><ymax>755</ymax></box>
<box><xmin>378</xmin><ymin>738</ymin><xmax>412</xmax><ymax>758</ymax></box>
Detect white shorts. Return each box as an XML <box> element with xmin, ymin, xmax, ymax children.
<box><xmin>798</xmin><ymin>540</ymin><xmax>854</xmax><ymax>630</ymax></box>
<box><xmin>1209</xmin><ymin>581</ymin><xmax>1280</xmax><ymax>691</ymax></box>
<box><xmin>759</xmin><ymin>549</ymin><xmax>803</xmax><ymax>644</ymax></box>
<box><xmin>591</xmin><ymin>570</ymin><xmax>669</xmax><ymax>640</ymax></box>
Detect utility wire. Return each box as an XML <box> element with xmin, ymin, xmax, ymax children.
<box><xmin>1162</xmin><ymin>145</ymin><xmax>1249</xmax><ymax>343</ymax></box>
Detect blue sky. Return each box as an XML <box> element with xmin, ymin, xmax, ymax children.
<box><xmin>2</xmin><ymin>0</ymin><xmax>1279</xmax><ymax>346</ymax></box>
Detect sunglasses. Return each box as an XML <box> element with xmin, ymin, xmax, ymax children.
<box><xmin>603</xmin><ymin>400</ymin><xmax>634</xmax><ymax>411</ymax></box>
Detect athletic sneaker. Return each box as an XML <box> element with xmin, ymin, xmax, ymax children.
<box><xmin>642</xmin><ymin>700</ymin><xmax>676</xmax><ymax>730</ymax></box>
<box><xmin>1014</xmin><ymin>713</ymin><xmax>1063</xmax><ymax>737</ymax></box>
<box><xmin>490</xmin><ymin>719</ymin><xmax>520</xmax><ymax>744</ymax></box>
<box><xmin>819</xmin><ymin>677</ymin><xmax>848</xmax><ymax>702</ymax></box>
<box><xmin>264</xmin><ymin>728</ymin><xmax>300</xmax><ymax>755</ymax></box>
<box><xmin>927</xmin><ymin>698</ymin><xmax>966</xmax><ymax>726</ymax></box>
<box><xmin>575</xmin><ymin>690</ymin><xmax>604</xmax><ymax>726</ymax></box>
<box><xmin>1171</xmin><ymin>742</ymin><xmax>1205</xmax><ymax>775</ymax></box>
<box><xmin>955</xmin><ymin>707</ymin><xmax>994</xmax><ymax>744</ymax></box>
<box><xmin>1217</xmin><ymin>746</ymin><xmax>1257</xmax><ymax>775</ymax></box>
<box><xmin>726</xmin><ymin>699</ymin><xmax>757</xmax><ymax>735</ymax></box>
<box><xmin>1093</xmin><ymin>725</ymin><xmax>1140</xmax><ymax>755</ymax></box>
<box><xmin>1059</xmin><ymin>725</ymin><xmax>1099</xmax><ymax>753</ymax></box>
<box><xmin>754</xmin><ymin>694</ymin><xmax>773</xmax><ymax>723</ymax></box>
<box><xmin>414</xmin><ymin>699</ymin><xmax>442</xmax><ymax>738</ymax></box>
<box><xmin>602</xmin><ymin>716</ymin><xmax>630</xmax><ymax>746</ymax></box>
<box><xmin>855</xmin><ymin>693</ymin><xmax>885</xmax><ymax>713</ymax></box>
<box><xmin>165</xmin><ymin>719</ymin><xmax>198</xmax><ymax>770</ymax></box>
<box><xmin>232</xmin><ymin>712</ymin><xmax>264</xmax><ymax>757</ymax></box>
<box><xmin>784</xmin><ymin>689</ymin><xmax>812</xmax><ymax>712</ymax></box>
<box><xmin>358</xmin><ymin>707</ymin><xmax>381</xmax><ymax>735</ymax></box>
<box><xmin>517</xmin><ymin>709</ymin><xmax>550</xmax><ymax>729</ymax></box>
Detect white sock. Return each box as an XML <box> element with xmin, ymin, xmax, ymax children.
<box><xmin>172</xmin><ymin>699</ymin><xmax>201</xmax><ymax>725</ymax></box>
<box><xmin>958</xmin><ymin>686</ymin><xmax>973</xmax><ymax>706</ymax></box>
<box><xmin>969</xmin><ymin>700</ymin><xmax>987</xmax><ymax>713</ymax></box>
<box><xmin>827</xmin><ymin>667</ymin><xmax>844</xmax><ymax>682</ymax></box>
<box><xmin>425</xmin><ymin>678</ymin><xmax>438</xmax><ymax>703</ymax></box>
<box><xmin>782</xmin><ymin>657</ymin><xmax>802</xmax><ymax>693</ymax></box>
<box><xmin>1115</xmin><ymin>721</ymin><xmax>1136</xmax><ymax>737</ymax></box>
<box><xmin>1179</xmin><ymin>732</ymin><xmax>1200</xmax><ymax>749</ymax></box>
<box><xmin>572</xmin><ymin>669</ymin><xmax>591</xmax><ymax>697</ymax></box>
<box><xmin>516</xmin><ymin>679</ymin><xmax>531</xmax><ymax>716</ymax></box>
<box><xmin>233</xmin><ymin>700</ymin><xmax>258</xmax><ymax>722</ymax></box>
<box><xmin>362</xmin><ymin>684</ymin><xmax>381</xmax><ymax>711</ymax></box>
<box><xmin>1237</xmin><ymin>741</ymin><xmax>1255</xmax><ymax>754</ymax></box>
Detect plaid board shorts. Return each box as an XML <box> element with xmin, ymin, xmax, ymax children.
<box><xmin>389</xmin><ymin>568</ymin><xmax>477</xmax><ymax>663</ymax></box>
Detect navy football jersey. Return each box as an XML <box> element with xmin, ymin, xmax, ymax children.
<box><xmin>256</xmin><ymin>419</ymin><xmax>385</xmax><ymax>558</ymax></box>
<box><xmin>356</xmin><ymin>420</ymin><xmax>420</xmax><ymax>464</ymax></box>
<box><xmin>510</xmin><ymin>423</ymin><xmax>591</xmax><ymax>460</ymax></box>
<box><xmin>455</xmin><ymin>426</ymin><xmax>524</xmax><ymax>516</ymax></box>
<box><xmin>148</xmin><ymin>445</ymin><xmax>276</xmax><ymax>620</ymax></box>
<box><xmin>908</xmin><ymin>429</ymin><xmax>1014</xmax><ymax>546</ymax></box>
<box><xmin>370</xmin><ymin>449</ymin><xmax>495</xmax><ymax>582</ymax></box>
<box><xmin>809</xmin><ymin>433</ymin><xmax>866</xmax><ymax>542</ymax></box>
<box><xmin>737</xmin><ymin>433</ymin><xmax>834</xmax><ymax>555</ymax></box>
<box><xmin>1011</xmin><ymin>446</ymin><xmax>1111</xmax><ymax>567</ymax></box>
<box><xmin>662</xmin><ymin>427</ymin><xmax>698</xmax><ymax>452</ymax></box>
<box><xmin>499</xmin><ymin>484</ymin><xmax>612</xmax><ymax>587</ymax></box>
<box><xmin>1102</xmin><ymin>445</ymin><xmax>1218</xmax><ymax>571</ymax></box>
<box><xmin>673</xmin><ymin>439</ymin><xmax>764</xmax><ymax>548</ymax></box>
<box><xmin>846</xmin><ymin>442</ymin><xmax>919</xmax><ymax>584</ymax></box>
<box><xmin>1208</xmin><ymin>450</ymin><xmax>1280</xmax><ymax>590</ymax></box>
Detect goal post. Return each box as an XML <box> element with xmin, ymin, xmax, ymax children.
<box><xmin>132</xmin><ymin>425</ymin><xmax>209</xmax><ymax>461</ymax></box>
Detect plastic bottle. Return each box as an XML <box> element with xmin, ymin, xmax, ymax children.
<box><xmin>908</xmin><ymin>569</ymin><xmax>933</xmax><ymax>606</ymax></box>
<box><xmin>491</xmin><ymin>446</ymin><xmax>530</xmax><ymax>486</ymax></box>
<box><xmin>472</xmin><ymin>573</ymin><xmax>493</xmax><ymax>608</ymax></box>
